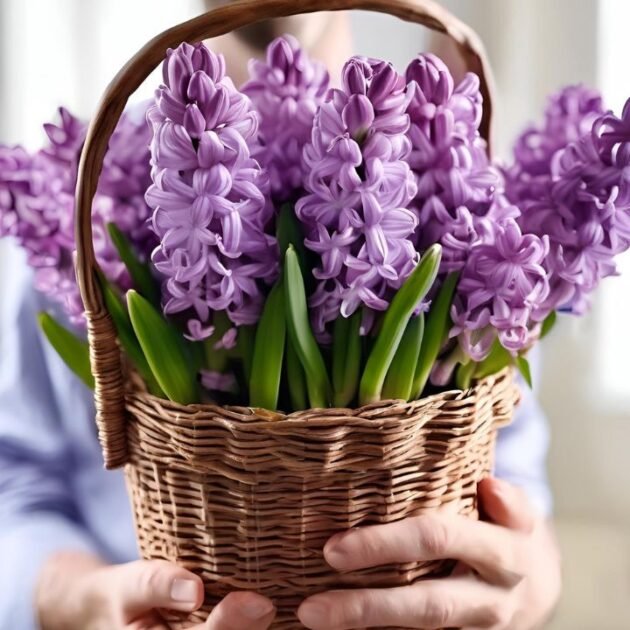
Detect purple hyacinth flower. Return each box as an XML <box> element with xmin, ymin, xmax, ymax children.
<box><xmin>146</xmin><ymin>42</ymin><xmax>278</xmax><ymax>341</ymax></box>
<box><xmin>0</xmin><ymin>106</ymin><xmax>156</xmax><ymax>326</ymax></box>
<box><xmin>243</xmin><ymin>34</ymin><xmax>329</xmax><ymax>201</ymax></box>
<box><xmin>200</xmin><ymin>369</ymin><xmax>236</xmax><ymax>393</ymax></box>
<box><xmin>404</xmin><ymin>54</ymin><xmax>500</xmax><ymax>274</ymax></box>
<box><xmin>0</xmin><ymin>142</ymin><xmax>85</xmax><ymax>323</ymax></box>
<box><xmin>532</xmin><ymin>99</ymin><xmax>630</xmax><ymax>315</ymax></box>
<box><xmin>502</xmin><ymin>85</ymin><xmax>630</xmax><ymax>317</ymax></box>
<box><xmin>296</xmin><ymin>56</ymin><xmax>418</xmax><ymax>340</ymax></box>
<box><xmin>450</xmin><ymin>209</ymin><xmax>550</xmax><ymax>361</ymax></box>
<box><xmin>505</xmin><ymin>84</ymin><xmax>605</xmax><ymax>205</ymax></box>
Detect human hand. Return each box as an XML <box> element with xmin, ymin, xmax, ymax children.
<box><xmin>298</xmin><ymin>477</ymin><xmax>561</xmax><ymax>629</ymax></box>
<box><xmin>37</xmin><ymin>554</ymin><xmax>276</xmax><ymax>630</ymax></box>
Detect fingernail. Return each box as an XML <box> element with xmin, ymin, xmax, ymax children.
<box><xmin>298</xmin><ymin>600</ymin><xmax>328</xmax><ymax>628</ymax></box>
<box><xmin>242</xmin><ymin>597</ymin><xmax>274</xmax><ymax>619</ymax></box>
<box><xmin>170</xmin><ymin>578</ymin><xmax>198</xmax><ymax>604</ymax></box>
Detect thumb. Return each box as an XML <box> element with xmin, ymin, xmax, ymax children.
<box><xmin>111</xmin><ymin>559</ymin><xmax>204</xmax><ymax>619</ymax></box>
<box><xmin>478</xmin><ymin>477</ymin><xmax>537</xmax><ymax>533</ymax></box>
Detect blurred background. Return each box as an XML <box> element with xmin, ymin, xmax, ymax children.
<box><xmin>0</xmin><ymin>1</ymin><xmax>628</xmax><ymax>628</ymax></box>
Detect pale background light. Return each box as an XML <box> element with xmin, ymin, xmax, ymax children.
<box><xmin>1</xmin><ymin>1</ymin><xmax>629</xmax><ymax>628</ymax></box>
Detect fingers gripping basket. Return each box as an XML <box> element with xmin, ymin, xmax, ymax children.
<box><xmin>75</xmin><ymin>0</ymin><xmax>519</xmax><ymax>627</ymax></box>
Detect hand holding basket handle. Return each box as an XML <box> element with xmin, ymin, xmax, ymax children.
<box><xmin>75</xmin><ymin>0</ymin><xmax>495</xmax><ymax>469</ymax></box>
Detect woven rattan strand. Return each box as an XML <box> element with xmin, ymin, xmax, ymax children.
<box><xmin>123</xmin><ymin>369</ymin><xmax>517</xmax><ymax>628</ymax></box>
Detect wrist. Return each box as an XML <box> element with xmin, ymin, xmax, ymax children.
<box><xmin>36</xmin><ymin>551</ymin><xmax>106</xmax><ymax>630</ymax></box>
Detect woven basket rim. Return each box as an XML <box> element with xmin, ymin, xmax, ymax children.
<box><xmin>125</xmin><ymin>367</ymin><xmax>514</xmax><ymax>427</ymax></box>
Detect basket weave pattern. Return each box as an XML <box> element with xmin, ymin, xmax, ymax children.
<box><xmin>72</xmin><ymin>1</ymin><xmax>510</xmax><ymax>628</ymax></box>
<box><xmin>123</xmin><ymin>369</ymin><xmax>517</xmax><ymax>628</ymax></box>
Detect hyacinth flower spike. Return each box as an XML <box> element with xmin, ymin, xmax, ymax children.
<box><xmin>445</xmin><ymin>210</ymin><xmax>550</xmax><ymax>386</ymax></box>
<box><xmin>294</xmin><ymin>56</ymin><xmax>423</xmax><ymax>405</ymax></box>
<box><xmin>404</xmin><ymin>54</ymin><xmax>500</xmax><ymax>274</ymax></box>
<box><xmin>243</xmin><ymin>34</ymin><xmax>330</xmax><ymax>202</ymax></box>
<box><xmin>504</xmin><ymin>86</ymin><xmax>630</xmax><ymax>336</ymax></box>
<box><xmin>0</xmin><ymin>104</ymin><xmax>156</xmax><ymax>387</ymax></box>
<box><xmin>146</xmin><ymin>42</ymin><xmax>279</xmax><ymax>400</ymax></box>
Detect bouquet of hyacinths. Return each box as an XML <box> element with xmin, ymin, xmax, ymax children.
<box><xmin>3</xmin><ymin>37</ymin><xmax>630</xmax><ymax>413</ymax></box>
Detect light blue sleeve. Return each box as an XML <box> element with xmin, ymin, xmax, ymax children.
<box><xmin>494</xmin><ymin>358</ymin><xmax>553</xmax><ymax>517</ymax></box>
<box><xmin>0</xmin><ymin>246</ymin><xmax>99</xmax><ymax>630</ymax></box>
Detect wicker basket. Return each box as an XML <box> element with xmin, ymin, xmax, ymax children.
<box><xmin>75</xmin><ymin>1</ymin><xmax>518</xmax><ymax>628</ymax></box>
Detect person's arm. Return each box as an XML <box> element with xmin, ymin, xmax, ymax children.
<box><xmin>0</xmin><ymin>245</ymin><xmax>101</xmax><ymax>629</ymax></box>
<box><xmin>494</xmin><ymin>366</ymin><xmax>554</xmax><ymax>517</ymax></box>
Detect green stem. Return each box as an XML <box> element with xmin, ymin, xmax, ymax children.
<box><xmin>474</xmin><ymin>338</ymin><xmax>512</xmax><ymax>380</ymax></box>
<box><xmin>203</xmin><ymin>311</ymin><xmax>232</xmax><ymax>372</ymax></box>
<box><xmin>382</xmin><ymin>313</ymin><xmax>425</xmax><ymax>401</ymax></box>
<box><xmin>455</xmin><ymin>359</ymin><xmax>476</xmax><ymax>390</ymax></box>
<box><xmin>333</xmin><ymin>311</ymin><xmax>362</xmax><ymax>407</ymax></box>
<box><xmin>249</xmin><ymin>281</ymin><xmax>286</xmax><ymax>410</ymax></box>
<box><xmin>284</xmin><ymin>246</ymin><xmax>332</xmax><ymax>408</ymax></box>
<box><xmin>237</xmin><ymin>325</ymin><xmax>255</xmax><ymax>384</ymax></box>
<box><xmin>359</xmin><ymin>245</ymin><xmax>441</xmax><ymax>405</ymax></box>
<box><xmin>412</xmin><ymin>271</ymin><xmax>459</xmax><ymax>399</ymax></box>
<box><xmin>286</xmin><ymin>337</ymin><xmax>307</xmax><ymax>411</ymax></box>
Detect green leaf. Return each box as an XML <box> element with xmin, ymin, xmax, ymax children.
<box><xmin>541</xmin><ymin>311</ymin><xmax>557</xmax><ymax>339</ymax></box>
<box><xmin>516</xmin><ymin>355</ymin><xmax>533</xmax><ymax>388</ymax></box>
<box><xmin>455</xmin><ymin>359</ymin><xmax>476</xmax><ymax>390</ymax></box>
<box><xmin>107</xmin><ymin>223</ymin><xmax>160</xmax><ymax>306</ymax></box>
<box><xmin>102</xmin><ymin>280</ymin><xmax>165</xmax><ymax>397</ymax></box>
<box><xmin>475</xmin><ymin>338</ymin><xmax>512</xmax><ymax>380</ymax></box>
<box><xmin>332</xmin><ymin>311</ymin><xmax>362</xmax><ymax>407</ymax></box>
<box><xmin>38</xmin><ymin>312</ymin><xmax>94</xmax><ymax>389</ymax></box>
<box><xmin>411</xmin><ymin>271</ymin><xmax>459</xmax><ymax>399</ymax></box>
<box><xmin>284</xmin><ymin>246</ymin><xmax>332</xmax><ymax>408</ymax></box>
<box><xmin>382</xmin><ymin>313</ymin><xmax>425</xmax><ymax>401</ymax></box>
<box><xmin>359</xmin><ymin>244</ymin><xmax>442</xmax><ymax>405</ymax></box>
<box><xmin>286</xmin><ymin>336</ymin><xmax>307</xmax><ymax>411</ymax></box>
<box><xmin>127</xmin><ymin>290</ymin><xmax>198</xmax><ymax>404</ymax></box>
<box><xmin>249</xmin><ymin>281</ymin><xmax>286</xmax><ymax>410</ymax></box>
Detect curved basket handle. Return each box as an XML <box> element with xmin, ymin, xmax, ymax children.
<box><xmin>76</xmin><ymin>0</ymin><xmax>495</xmax><ymax>469</ymax></box>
